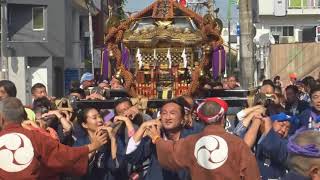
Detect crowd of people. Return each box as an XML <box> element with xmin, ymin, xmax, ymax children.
<box><xmin>0</xmin><ymin>71</ymin><xmax>320</xmax><ymax>180</ymax></box>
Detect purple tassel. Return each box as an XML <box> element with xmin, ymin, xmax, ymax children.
<box><xmin>212</xmin><ymin>46</ymin><xmax>226</xmax><ymax>80</ymax></box>
<box><xmin>121</xmin><ymin>44</ymin><xmax>129</xmax><ymax>70</ymax></box>
<box><xmin>102</xmin><ymin>48</ymin><xmax>109</xmax><ymax>80</ymax></box>
<box><xmin>221</xmin><ymin>46</ymin><xmax>226</xmax><ymax>76</ymax></box>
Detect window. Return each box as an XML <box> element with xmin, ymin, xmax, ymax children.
<box><xmin>32</xmin><ymin>7</ymin><xmax>44</xmax><ymax>30</ymax></box>
<box><xmin>283</xmin><ymin>26</ymin><xmax>294</xmax><ymax>36</ymax></box>
<box><xmin>289</xmin><ymin>0</ymin><xmax>307</xmax><ymax>8</ymax></box>
<box><xmin>270</xmin><ymin>26</ymin><xmax>294</xmax><ymax>36</ymax></box>
<box><xmin>270</xmin><ymin>26</ymin><xmax>282</xmax><ymax>35</ymax></box>
<box><xmin>8</xmin><ymin>7</ymin><xmax>13</xmax><ymax>26</ymax></box>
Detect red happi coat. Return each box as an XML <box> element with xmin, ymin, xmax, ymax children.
<box><xmin>155</xmin><ymin>124</ymin><xmax>261</xmax><ymax>180</ymax></box>
<box><xmin>0</xmin><ymin>123</ymin><xmax>89</xmax><ymax>180</ymax></box>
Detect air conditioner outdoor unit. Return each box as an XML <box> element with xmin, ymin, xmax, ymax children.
<box><xmin>274</xmin><ymin>0</ymin><xmax>287</xmax><ymax>16</ymax></box>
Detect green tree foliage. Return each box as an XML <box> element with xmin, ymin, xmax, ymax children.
<box><xmin>118</xmin><ymin>0</ymin><xmax>127</xmax><ymax>19</ymax></box>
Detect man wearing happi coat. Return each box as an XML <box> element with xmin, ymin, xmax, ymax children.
<box><xmin>146</xmin><ymin>97</ymin><xmax>261</xmax><ymax>180</ymax></box>
<box><xmin>0</xmin><ymin>97</ymin><xmax>108</xmax><ymax>180</ymax></box>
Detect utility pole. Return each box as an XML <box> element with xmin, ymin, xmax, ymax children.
<box><xmin>239</xmin><ymin>0</ymin><xmax>254</xmax><ymax>89</ymax></box>
<box><xmin>227</xmin><ymin>0</ymin><xmax>232</xmax><ymax>77</ymax></box>
<box><xmin>89</xmin><ymin>10</ymin><xmax>95</xmax><ymax>75</ymax></box>
<box><xmin>85</xmin><ymin>0</ymin><xmax>95</xmax><ymax>75</ymax></box>
<box><xmin>1</xmin><ymin>0</ymin><xmax>8</xmax><ymax>80</ymax></box>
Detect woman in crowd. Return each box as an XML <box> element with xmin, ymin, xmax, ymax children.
<box><xmin>233</xmin><ymin>93</ymin><xmax>267</xmax><ymax>138</ymax></box>
<box><xmin>74</xmin><ymin>107</ymin><xmax>127</xmax><ymax>180</ymax></box>
<box><xmin>233</xmin><ymin>104</ymin><xmax>266</xmax><ymax>138</ymax></box>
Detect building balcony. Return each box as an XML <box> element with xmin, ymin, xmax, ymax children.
<box><xmin>288</xmin><ymin>0</ymin><xmax>320</xmax><ymax>9</ymax></box>
<box><xmin>287</xmin><ymin>0</ymin><xmax>320</xmax><ymax>14</ymax></box>
<box><xmin>258</xmin><ymin>0</ymin><xmax>320</xmax><ymax>16</ymax></box>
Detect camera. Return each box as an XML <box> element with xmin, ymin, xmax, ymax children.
<box><xmin>68</xmin><ymin>95</ymin><xmax>79</xmax><ymax>111</ymax></box>
<box><xmin>265</xmin><ymin>94</ymin><xmax>276</xmax><ymax>106</ymax></box>
<box><xmin>253</xmin><ymin>93</ymin><xmax>275</xmax><ymax>107</ymax></box>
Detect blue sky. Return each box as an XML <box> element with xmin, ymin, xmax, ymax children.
<box><xmin>124</xmin><ymin>0</ymin><xmax>239</xmax><ymax>24</ymax></box>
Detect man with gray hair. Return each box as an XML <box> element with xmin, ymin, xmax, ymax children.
<box><xmin>0</xmin><ymin>97</ymin><xmax>108</xmax><ymax>179</ymax></box>
<box><xmin>283</xmin><ymin>129</ymin><xmax>320</xmax><ymax>180</ymax></box>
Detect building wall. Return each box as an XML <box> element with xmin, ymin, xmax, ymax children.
<box><xmin>255</xmin><ymin>15</ymin><xmax>319</xmax><ymax>43</ymax></box>
<box><xmin>8</xmin><ymin>4</ymin><xmax>47</xmax><ymax>42</ymax></box>
<box><xmin>269</xmin><ymin>42</ymin><xmax>320</xmax><ymax>84</ymax></box>
<box><xmin>52</xmin><ymin>57</ymin><xmax>64</xmax><ymax>98</ymax></box>
<box><xmin>258</xmin><ymin>0</ymin><xmax>274</xmax><ymax>15</ymax></box>
<box><xmin>8</xmin><ymin>57</ymin><xmax>27</xmax><ymax>103</ymax></box>
<box><xmin>5</xmin><ymin>0</ymin><xmax>89</xmax><ymax>101</ymax></box>
<box><xmin>5</xmin><ymin>0</ymin><xmax>113</xmax><ymax>100</ymax></box>
<box><xmin>9</xmin><ymin>0</ymin><xmax>49</xmax><ymax>5</ymax></box>
<box><xmin>7</xmin><ymin>56</ymin><xmax>60</xmax><ymax>105</ymax></box>
<box><xmin>258</xmin><ymin>0</ymin><xmax>320</xmax><ymax>15</ymax></box>
<box><xmin>7</xmin><ymin>0</ymin><xmax>66</xmax><ymax>57</ymax></box>
<box><xmin>64</xmin><ymin>8</ymin><xmax>83</xmax><ymax>70</ymax></box>
<box><xmin>27</xmin><ymin>56</ymin><xmax>52</xmax><ymax>99</ymax></box>
<box><xmin>254</xmin><ymin>0</ymin><xmax>320</xmax><ymax>81</ymax></box>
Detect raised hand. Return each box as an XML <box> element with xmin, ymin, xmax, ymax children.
<box><xmin>88</xmin><ymin>129</ymin><xmax>109</xmax><ymax>152</ymax></box>
<box><xmin>142</xmin><ymin>119</ymin><xmax>162</xmax><ymax>130</ymax></box>
<box><xmin>41</xmin><ymin>110</ymin><xmax>62</xmax><ymax>120</ymax></box>
<box><xmin>145</xmin><ymin>124</ymin><xmax>161</xmax><ymax>144</ymax></box>
<box><xmin>114</xmin><ymin>115</ymin><xmax>135</xmax><ymax>137</ymax></box>
<box><xmin>133</xmin><ymin>119</ymin><xmax>161</xmax><ymax>143</ymax></box>
<box><xmin>60</xmin><ymin>110</ymin><xmax>71</xmax><ymax>121</ymax></box>
<box><xmin>114</xmin><ymin>115</ymin><xmax>130</xmax><ymax>123</ymax></box>
<box><xmin>123</xmin><ymin>106</ymin><xmax>139</xmax><ymax>120</ymax></box>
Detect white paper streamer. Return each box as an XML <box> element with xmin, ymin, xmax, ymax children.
<box><xmin>181</xmin><ymin>48</ymin><xmax>187</xmax><ymax>68</ymax></box>
<box><xmin>167</xmin><ymin>48</ymin><xmax>172</xmax><ymax>69</ymax></box>
<box><xmin>136</xmin><ymin>48</ymin><xmax>143</xmax><ymax>70</ymax></box>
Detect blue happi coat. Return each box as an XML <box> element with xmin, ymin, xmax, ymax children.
<box><xmin>256</xmin><ymin>129</ymin><xmax>288</xmax><ymax>180</ymax></box>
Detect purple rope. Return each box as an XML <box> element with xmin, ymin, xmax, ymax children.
<box><xmin>121</xmin><ymin>44</ymin><xmax>129</xmax><ymax>69</ymax></box>
<box><xmin>287</xmin><ymin>128</ymin><xmax>320</xmax><ymax>157</ymax></box>
<box><xmin>102</xmin><ymin>48</ymin><xmax>109</xmax><ymax>80</ymax></box>
<box><xmin>211</xmin><ymin>46</ymin><xmax>226</xmax><ymax>80</ymax></box>
<box><xmin>104</xmin><ymin>111</ymin><xmax>115</xmax><ymax>123</ymax></box>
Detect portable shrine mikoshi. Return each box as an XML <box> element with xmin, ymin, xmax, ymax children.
<box><xmin>103</xmin><ymin>0</ymin><xmax>226</xmax><ymax>99</ymax></box>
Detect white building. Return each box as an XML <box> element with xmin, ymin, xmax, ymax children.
<box><xmin>253</xmin><ymin>0</ymin><xmax>320</xmax><ymax>79</ymax></box>
<box><xmin>256</xmin><ymin>0</ymin><xmax>320</xmax><ymax>44</ymax></box>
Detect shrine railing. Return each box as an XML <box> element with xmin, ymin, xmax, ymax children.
<box><xmin>76</xmin><ymin>89</ymin><xmax>249</xmax><ymax>115</ymax></box>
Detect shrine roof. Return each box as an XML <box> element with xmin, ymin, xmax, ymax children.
<box><xmin>131</xmin><ymin>0</ymin><xmax>203</xmax><ymax>24</ymax></box>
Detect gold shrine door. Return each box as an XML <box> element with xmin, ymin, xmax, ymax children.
<box><xmin>135</xmin><ymin>48</ymin><xmax>194</xmax><ymax>99</ymax></box>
